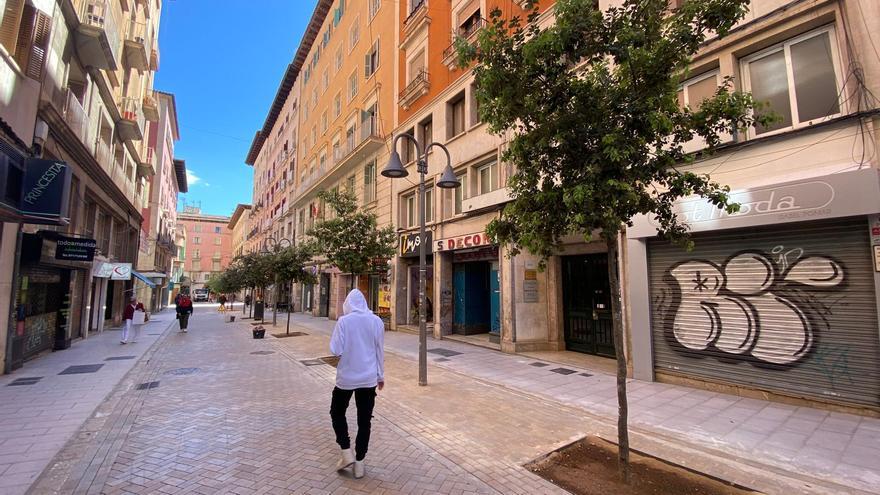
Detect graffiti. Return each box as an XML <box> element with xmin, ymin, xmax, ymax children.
<box><xmin>663</xmin><ymin>250</ymin><xmax>844</xmax><ymax>366</ymax></box>
<box><xmin>811</xmin><ymin>344</ymin><xmax>854</xmax><ymax>391</ymax></box>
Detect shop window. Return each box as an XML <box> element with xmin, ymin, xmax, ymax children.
<box><xmin>742</xmin><ymin>27</ymin><xmax>841</xmax><ymax>136</ymax></box>
<box><xmin>447</xmin><ymin>92</ymin><xmax>466</xmax><ymax>139</ymax></box>
<box><xmin>677</xmin><ymin>71</ymin><xmax>718</xmax><ymax>110</ymax></box>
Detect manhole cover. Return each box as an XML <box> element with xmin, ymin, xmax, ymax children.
<box><xmin>579</xmin><ymin>372</ymin><xmax>593</xmax><ymax>377</ymax></box>
<box><xmin>136</xmin><ymin>381</ymin><xmax>160</xmax><ymax>390</ymax></box>
<box><xmin>250</xmin><ymin>351</ymin><xmax>275</xmax><ymax>355</ymax></box>
<box><xmin>300</xmin><ymin>359</ymin><xmax>326</xmax><ymax>366</ymax></box>
<box><xmin>550</xmin><ymin>368</ymin><xmax>577</xmax><ymax>375</ymax></box>
<box><xmin>530</xmin><ymin>362</ymin><xmax>550</xmax><ymax>367</ymax></box>
<box><xmin>272</xmin><ymin>332</ymin><xmax>308</xmax><ymax>338</ymax></box>
<box><xmin>8</xmin><ymin>377</ymin><xmax>42</xmax><ymax>386</ymax></box>
<box><xmin>164</xmin><ymin>368</ymin><xmax>200</xmax><ymax>376</ymax></box>
<box><xmin>427</xmin><ymin>348</ymin><xmax>463</xmax><ymax>357</ymax></box>
<box><xmin>105</xmin><ymin>356</ymin><xmax>136</xmax><ymax>361</ymax></box>
<box><xmin>59</xmin><ymin>364</ymin><xmax>104</xmax><ymax>375</ymax></box>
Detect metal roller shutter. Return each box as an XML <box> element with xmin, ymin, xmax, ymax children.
<box><xmin>648</xmin><ymin>217</ymin><xmax>880</xmax><ymax>408</ymax></box>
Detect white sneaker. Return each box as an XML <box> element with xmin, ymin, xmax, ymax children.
<box><xmin>336</xmin><ymin>448</ymin><xmax>355</xmax><ymax>471</ymax></box>
<box><xmin>353</xmin><ymin>460</ymin><xmax>364</xmax><ymax>479</ymax></box>
<box><xmin>120</xmin><ymin>341</ymin><xmax>127</xmax><ymax>344</ymax></box>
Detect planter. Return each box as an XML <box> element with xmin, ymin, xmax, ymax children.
<box><xmin>252</xmin><ymin>328</ymin><xmax>265</xmax><ymax>339</ymax></box>
<box><xmin>226</xmin><ymin>315</ymin><xmax>236</xmax><ymax>323</ymax></box>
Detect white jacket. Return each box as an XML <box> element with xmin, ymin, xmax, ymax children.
<box><xmin>330</xmin><ymin>289</ymin><xmax>385</xmax><ymax>390</ymax></box>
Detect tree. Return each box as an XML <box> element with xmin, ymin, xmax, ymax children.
<box><xmin>458</xmin><ymin>0</ymin><xmax>772</xmax><ymax>481</ymax></box>
<box><xmin>309</xmin><ymin>189</ymin><xmax>397</xmax><ymax>291</ymax></box>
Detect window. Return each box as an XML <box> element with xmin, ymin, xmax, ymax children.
<box><xmin>332</xmin><ymin>134</ymin><xmax>342</xmax><ymax>161</ymax></box>
<box><xmin>454</xmin><ymin>172</ymin><xmax>467</xmax><ymax>214</ymax></box>
<box><xmin>319</xmin><ymin>149</ymin><xmax>327</xmax><ymax>171</ymax></box>
<box><xmin>369</xmin><ymin>0</ymin><xmax>380</xmax><ymax>19</ymax></box>
<box><xmin>334</xmin><ymin>93</ymin><xmax>342</xmax><ymax>118</ymax></box>
<box><xmin>447</xmin><ymin>93</ymin><xmax>466</xmax><ymax>138</ymax></box>
<box><xmin>349</xmin><ymin>19</ymin><xmax>360</xmax><ymax>50</ymax></box>
<box><xmin>214</xmin><ymin>226</ymin><xmax>221</xmax><ymax>233</ymax></box>
<box><xmin>335</xmin><ymin>48</ymin><xmax>343</xmax><ymax>72</ymax></box>
<box><xmin>425</xmin><ymin>187</ymin><xmax>434</xmax><ymax>223</ymax></box>
<box><xmin>0</xmin><ymin>2</ymin><xmax>51</xmax><ymax>80</ymax></box>
<box><xmin>194</xmin><ymin>236</ymin><xmax>201</xmax><ymax>244</ymax></box>
<box><xmin>365</xmin><ymin>40</ymin><xmax>379</xmax><ymax>78</ymax></box>
<box><xmin>408</xmin><ymin>49</ymin><xmax>426</xmax><ymax>83</ymax></box>
<box><xmin>363</xmin><ymin>160</ymin><xmax>376</xmax><ymax>204</ymax></box>
<box><xmin>677</xmin><ymin>71</ymin><xmax>718</xmax><ymax>111</ymax></box>
<box><xmin>362</xmin><ymin>103</ymin><xmax>377</xmax><ymax>136</ymax></box>
<box><xmin>204</xmin><ymin>273</ymin><xmax>211</xmax><ymax>282</ymax></box>
<box><xmin>346</xmin><ymin>175</ymin><xmax>356</xmax><ymax>192</ymax></box>
<box><xmin>419</xmin><ymin>116</ymin><xmax>433</xmax><ymax>146</ymax></box>
<box><xmin>298</xmin><ymin>210</ymin><xmax>305</xmax><ymax>235</ymax></box>
<box><xmin>477</xmin><ymin>161</ymin><xmax>499</xmax><ymax>195</ymax></box>
<box><xmin>401</xmin><ymin>128</ymin><xmax>416</xmax><ymax>163</ymax></box>
<box><xmin>322</xmin><ymin>70</ymin><xmax>329</xmax><ymax>93</ymax></box>
<box><xmin>212</xmin><ymin>260</ymin><xmax>221</xmax><ymax>271</ymax></box>
<box><xmin>194</xmin><ymin>224</ymin><xmax>202</xmax><ymax>233</ymax></box>
<box><xmin>192</xmin><ymin>260</ymin><xmax>201</xmax><ymax>271</ymax></box>
<box><xmin>743</xmin><ymin>28</ymin><xmax>841</xmax><ymax>136</ymax></box>
<box><xmin>214</xmin><ymin>237</ymin><xmax>221</xmax><ymax>246</ymax></box>
<box><xmin>404</xmin><ymin>194</ymin><xmax>417</xmax><ymax>228</ymax></box>
<box><xmin>321</xmin><ymin>111</ymin><xmax>328</xmax><ymax>133</ymax></box>
<box><xmin>348</xmin><ymin>69</ymin><xmax>358</xmax><ymax>101</ymax></box>
<box><xmin>193</xmin><ymin>249</ymin><xmax>201</xmax><ymax>259</ymax></box>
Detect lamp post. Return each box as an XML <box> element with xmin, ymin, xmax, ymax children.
<box><xmin>262</xmin><ymin>236</ymin><xmax>292</xmax><ymax>326</ymax></box>
<box><xmin>382</xmin><ymin>135</ymin><xmax>460</xmax><ymax>386</ymax></box>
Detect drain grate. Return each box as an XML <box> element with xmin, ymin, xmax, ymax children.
<box><xmin>136</xmin><ymin>381</ymin><xmax>160</xmax><ymax>390</ymax></box>
<box><xmin>579</xmin><ymin>372</ymin><xmax>593</xmax><ymax>377</ymax></box>
<box><xmin>550</xmin><ymin>368</ymin><xmax>577</xmax><ymax>375</ymax></box>
<box><xmin>272</xmin><ymin>332</ymin><xmax>308</xmax><ymax>338</ymax></box>
<box><xmin>435</xmin><ymin>357</ymin><xmax>451</xmax><ymax>362</ymax></box>
<box><xmin>529</xmin><ymin>362</ymin><xmax>550</xmax><ymax>367</ymax></box>
<box><xmin>427</xmin><ymin>348</ymin><xmax>463</xmax><ymax>357</ymax></box>
<box><xmin>300</xmin><ymin>359</ymin><xmax>326</xmax><ymax>366</ymax></box>
<box><xmin>250</xmin><ymin>351</ymin><xmax>275</xmax><ymax>355</ymax></box>
<box><xmin>8</xmin><ymin>377</ymin><xmax>42</xmax><ymax>386</ymax></box>
<box><xmin>105</xmin><ymin>356</ymin><xmax>137</xmax><ymax>361</ymax></box>
<box><xmin>59</xmin><ymin>364</ymin><xmax>104</xmax><ymax>375</ymax></box>
<box><xmin>164</xmin><ymin>367</ymin><xmax>200</xmax><ymax>376</ymax></box>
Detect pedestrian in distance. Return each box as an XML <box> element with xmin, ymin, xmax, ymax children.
<box><xmin>329</xmin><ymin>289</ymin><xmax>385</xmax><ymax>479</ymax></box>
<box><xmin>244</xmin><ymin>293</ymin><xmax>252</xmax><ymax>310</ymax></box>
<box><xmin>121</xmin><ymin>296</ymin><xmax>145</xmax><ymax>344</ymax></box>
<box><xmin>218</xmin><ymin>294</ymin><xmax>227</xmax><ymax>313</ymax></box>
<box><xmin>177</xmin><ymin>293</ymin><xmax>194</xmax><ymax>332</ymax></box>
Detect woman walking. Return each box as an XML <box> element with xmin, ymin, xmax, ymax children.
<box><xmin>177</xmin><ymin>293</ymin><xmax>193</xmax><ymax>332</ymax></box>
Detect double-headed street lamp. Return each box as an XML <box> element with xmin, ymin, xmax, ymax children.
<box><xmin>262</xmin><ymin>236</ymin><xmax>292</xmax><ymax>327</ymax></box>
<box><xmin>382</xmin><ymin>135</ymin><xmax>460</xmax><ymax>386</ymax></box>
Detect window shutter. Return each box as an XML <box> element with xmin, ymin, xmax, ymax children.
<box><xmin>12</xmin><ymin>2</ymin><xmax>34</xmax><ymax>71</ymax></box>
<box><xmin>0</xmin><ymin>0</ymin><xmax>23</xmax><ymax>54</ymax></box>
<box><xmin>364</xmin><ymin>53</ymin><xmax>371</xmax><ymax>77</ymax></box>
<box><xmin>24</xmin><ymin>9</ymin><xmax>50</xmax><ymax>80</ymax></box>
<box><xmin>374</xmin><ymin>40</ymin><xmax>379</xmax><ymax>69</ymax></box>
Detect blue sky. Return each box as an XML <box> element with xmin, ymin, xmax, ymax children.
<box><xmin>154</xmin><ymin>0</ymin><xmax>313</xmax><ymax>217</ymax></box>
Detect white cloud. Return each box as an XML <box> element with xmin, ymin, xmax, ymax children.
<box><xmin>186</xmin><ymin>170</ymin><xmax>201</xmax><ymax>186</ymax></box>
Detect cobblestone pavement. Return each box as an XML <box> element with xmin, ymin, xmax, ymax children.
<box><xmin>22</xmin><ymin>307</ymin><xmax>879</xmax><ymax>495</ymax></box>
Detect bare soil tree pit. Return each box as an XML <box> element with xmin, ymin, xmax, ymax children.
<box><xmin>527</xmin><ymin>436</ymin><xmax>758</xmax><ymax>495</ymax></box>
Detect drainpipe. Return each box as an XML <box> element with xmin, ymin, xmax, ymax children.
<box><xmin>509</xmin><ymin>251</ymin><xmax>517</xmax><ymax>345</ymax></box>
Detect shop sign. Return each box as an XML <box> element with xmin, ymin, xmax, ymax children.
<box><xmin>55</xmin><ymin>236</ymin><xmax>97</xmax><ymax>262</ymax></box>
<box><xmin>378</xmin><ymin>284</ymin><xmax>391</xmax><ymax>309</ymax></box>
<box><xmin>523</xmin><ymin>268</ymin><xmax>538</xmax><ymax>303</ymax></box>
<box><xmin>434</xmin><ymin>232</ymin><xmax>491</xmax><ymax>252</ymax></box>
<box><xmin>92</xmin><ymin>262</ymin><xmax>132</xmax><ymax>279</ymax></box>
<box><xmin>19</xmin><ymin>159</ymin><xmax>72</xmax><ymax>225</ymax></box>
<box><xmin>399</xmin><ymin>232</ymin><xmax>432</xmax><ymax>258</ymax></box>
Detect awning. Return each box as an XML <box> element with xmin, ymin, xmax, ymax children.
<box><xmin>139</xmin><ymin>271</ymin><xmax>167</xmax><ymax>278</ymax></box>
<box><xmin>132</xmin><ymin>270</ymin><xmax>156</xmax><ymax>288</ymax></box>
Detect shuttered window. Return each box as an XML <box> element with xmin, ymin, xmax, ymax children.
<box><xmin>3</xmin><ymin>1</ymin><xmax>50</xmax><ymax>80</ymax></box>
<box><xmin>0</xmin><ymin>0</ymin><xmax>24</xmax><ymax>54</ymax></box>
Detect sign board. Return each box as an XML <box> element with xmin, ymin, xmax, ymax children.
<box><xmin>399</xmin><ymin>232</ymin><xmax>432</xmax><ymax>258</ymax></box>
<box><xmin>55</xmin><ymin>236</ymin><xmax>97</xmax><ymax>261</ymax></box>
<box><xmin>434</xmin><ymin>232</ymin><xmax>492</xmax><ymax>252</ymax></box>
<box><xmin>378</xmin><ymin>284</ymin><xmax>391</xmax><ymax>309</ymax></box>
<box><xmin>523</xmin><ymin>268</ymin><xmax>538</xmax><ymax>303</ymax></box>
<box><xmin>19</xmin><ymin>159</ymin><xmax>71</xmax><ymax>225</ymax></box>
<box><xmin>92</xmin><ymin>262</ymin><xmax>132</xmax><ymax>279</ymax></box>
<box><xmin>875</xmin><ymin>246</ymin><xmax>880</xmax><ymax>272</ymax></box>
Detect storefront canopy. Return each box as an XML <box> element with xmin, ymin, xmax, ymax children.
<box><xmin>132</xmin><ymin>270</ymin><xmax>156</xmax><ymax>288</ymax></box>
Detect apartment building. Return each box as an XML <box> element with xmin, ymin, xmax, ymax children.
<box><xmin>228</xmin><ymin>203</ymin><xmax>251</xmax><ymax>259</ymax></box>
<box><xmin>169</xmin><ymin>218</ymin><xmax>186</xmax><ymax>300</ymax></box>
<box><xmin>0</xmin><ymin>0</ymin><xmax>164</xmax><ymax>372</ymax></box>
<box><xmin>177</xmin><ymin>207</ymin><xmax>233</xmax><ymax>292</ymax></box>
<box><xmin>135</xmin><ymin>91</ymin><xmax>185</xmax><ymax>312</ymax></box>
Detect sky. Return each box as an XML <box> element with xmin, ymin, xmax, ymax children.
<box><xmin>154</xmin><ymin>0</ymin><xmax>313</xmax><ymax>217</ymax></box>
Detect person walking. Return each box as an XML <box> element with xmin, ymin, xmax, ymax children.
<box><xmin>329</xmin><ymin>289</ymin><xmax>385</xmax><ymax>479</ymax></box>
<box><xmin>218</xmin><ymin>294</ymin><xmax>227</xmax><ymax>313</ymax></box>
<box><xmin>121</xmin><ymin>296</ymin><xmax>144</xmax><ymax>344</ymax></box>
<box><xmin>177</xmin><ymin>293</ymin><xmax>193</xmax><ymax>332</ymax></box>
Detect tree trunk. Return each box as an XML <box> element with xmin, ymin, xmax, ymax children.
<box><xmin>606</xmin><ymin>231</ymin><xmax>630</xmax><ymax>483</ymax></box>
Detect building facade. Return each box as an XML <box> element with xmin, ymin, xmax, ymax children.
<box><xmin>228</xmin><ymin>203</ymin><xmax>251</xmax><ymax>259</ymax></box>
<box><xmin>1</xmin><ymin>0</ymin><xmax>164</xmax><ymax>372</ymax></box>
<box><xmin>135</xmin><ymin>91</ymin><xmax>185</xmax><ymax>311</ymax></box>
<box><xmin>177</xmin><ymin>207</ymin><xmax>233</xmax><ymax>291</ymax></box>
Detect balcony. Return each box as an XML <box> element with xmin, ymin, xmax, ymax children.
<box><xmin>73</xmin><ymin>0</ymin><xmax>120</xmax><ymax>70</ymax></box>
<box><xmin>138</xmin><ymin>145</ymin><xmax>155</xmax><ymax>177</ymax></box>
<box><xmin>299</xmin><ymin>120</ymin><xmax>384</xmax><ymax>198</ymax></box>
<box><xmin>52</xmin><ymin>87</ymin><xmax>91</xmax><ymax>146</ymax></box>
<box><xmin>150</xmin><ymin>47</ymin><xmax>159</xmax><ymax>70</ymax></box>
<box><xmin>461</xmin><ymin>187</ymin><xmax>512</xmax><ymax>213</ymax></box>
<box><xmin>143</xmin><ymin>90</ymin><xmax>159</xmax><ymax>121</ymax></box>
<box><xmin>401</xmin><ymin>0</ymin><xmax>429</xmax><ymax>47</ymax></box>
<box><xmin>442</xmin><ymin>18</ymin><xmax>486</xmax><ymax>69</ymax></box>
<box><xmin>123</xmin><ymin>19</ymin><xmax>150</xmax><ymax>70</ymax></box>
<box><xmin>116</xmin><ymin>96</ymin><xmax>144</xmax><ymax>142</ymax></box>
<box><xmin>399</xmin><ymin>70</ymin><xmax>429</xmax><ymax>110</ymax></box>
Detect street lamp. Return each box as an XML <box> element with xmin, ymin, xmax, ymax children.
<box><xmin>382</xmin><ymin>135</ymin><xmax>460</xmax><ymax>386</ymax></box>
<box><xmin>262</xmin><ymin>236</ymin><xmax>292</xmax><ymax>326</ymax></box>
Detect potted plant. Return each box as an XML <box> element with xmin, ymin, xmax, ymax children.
<box><xmin>252</xmin><ymin>325</ymin><xmax>266</xmax><ymax>339</ymax></box>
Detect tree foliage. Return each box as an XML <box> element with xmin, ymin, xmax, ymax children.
<box><xmin>309</xmin><ymin>189</ymin><xmax>397</xmax><ymax>282</ymax></box>
<box><xmin>459</xmin><ymin>0</ymin><xmax>772</xmax><ymax>256</ymax></box>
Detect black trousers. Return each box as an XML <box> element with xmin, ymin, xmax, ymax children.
<box><xmin>178</xmin><ymin>313</ymin><xmax>190</xmax><ymax>329</ymax></box>
<box><xmin>330</xmin><ymin>386</ymin><xmax>376</xmax><ymax>461</ymax></box>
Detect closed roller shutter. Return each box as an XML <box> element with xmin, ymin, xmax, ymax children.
<box><xmin>648</xmin><ymin>217</ymin><xmax>880</xmax><ymax>408</ymax></box>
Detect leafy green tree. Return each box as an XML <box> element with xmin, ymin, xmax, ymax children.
<box><xmin>459</xmin><ymin>0</ymin><xmax>772</xmax><ymax>480</ymax></box>
<box><xmin>309</xmin><ymin>189</ymin><xmax>397</xmax><ymax>291</ymax></box>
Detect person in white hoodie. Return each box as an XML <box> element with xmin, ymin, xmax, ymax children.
<box><xmin>329</xmin><ymin>289</ymin><xmax>385</xmax><ymax>479</ymax></box>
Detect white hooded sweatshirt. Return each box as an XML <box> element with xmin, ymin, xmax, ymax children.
<box><xmin>330</xmin><ymin>289</ymin><xmax>385</xmax><ymax>390</ymax></box>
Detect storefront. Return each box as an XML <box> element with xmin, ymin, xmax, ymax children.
<box><xmin>398</xmin><ymin>232</ymin><xmax>433</xmax><ymax>326</ymax></box>
<box><xmin>435</xmin><ymin>233</ymin><xmax>500</xmax><ymax>338</ymax></box>
<box><xmin>627</xmin><ymin>170</ymin><xmax>880</xmax><ymax>409</ymax></box>
<box><xmin>560</xmin><ymin>253</ymin><xmax>614</xmax><ymax>356</ymax></box>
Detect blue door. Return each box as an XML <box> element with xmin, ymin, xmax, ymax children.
<box><xmin>453</xmin><ymin>262</ymin><xmax>491</xmax><ymax>335</ymax></box>
<box><xmin>489</xmin><ymin>262</ymin><xmax>500</xmax><ymax>335</ymax></box>
<box><xmin>453</xmin><ymin>264</ymin><xmax>467</xmax><ymax>332</ymax></box>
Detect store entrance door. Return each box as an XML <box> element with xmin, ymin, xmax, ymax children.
<box><xmin>452</xmin><ymin>261</ymin><xmax>491</xmax><ymax>335</ymax></box>
<box><xmin>561</xmin><ymin>254</ymin><xmax>615</xmax><ymax>356</ymax></box>
<box><xmin>318</xmin><ymin>273</ymin><xmax>330</xmax><ymax>317</ymax></box>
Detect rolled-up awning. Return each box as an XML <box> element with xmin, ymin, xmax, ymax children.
<box><xmin>131</xmin><ymin>270</ymin><xmax>156</xmax><ymax>288</ymax></box>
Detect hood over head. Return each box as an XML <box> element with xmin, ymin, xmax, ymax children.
<box><xmin>342</xmin><ymin>289</ymin><xmax>369</xmax><ymax>315</ymax></box>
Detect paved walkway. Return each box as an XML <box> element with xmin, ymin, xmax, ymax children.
<box><xmin>284</xmin><ymin>312</ymin><xmax>880</xmax><ymax>495</ymax></box>
<box><xmin>0</xmin><ymin>313</ymin><xmax>178</xmax><ymax>494</ymax></box>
